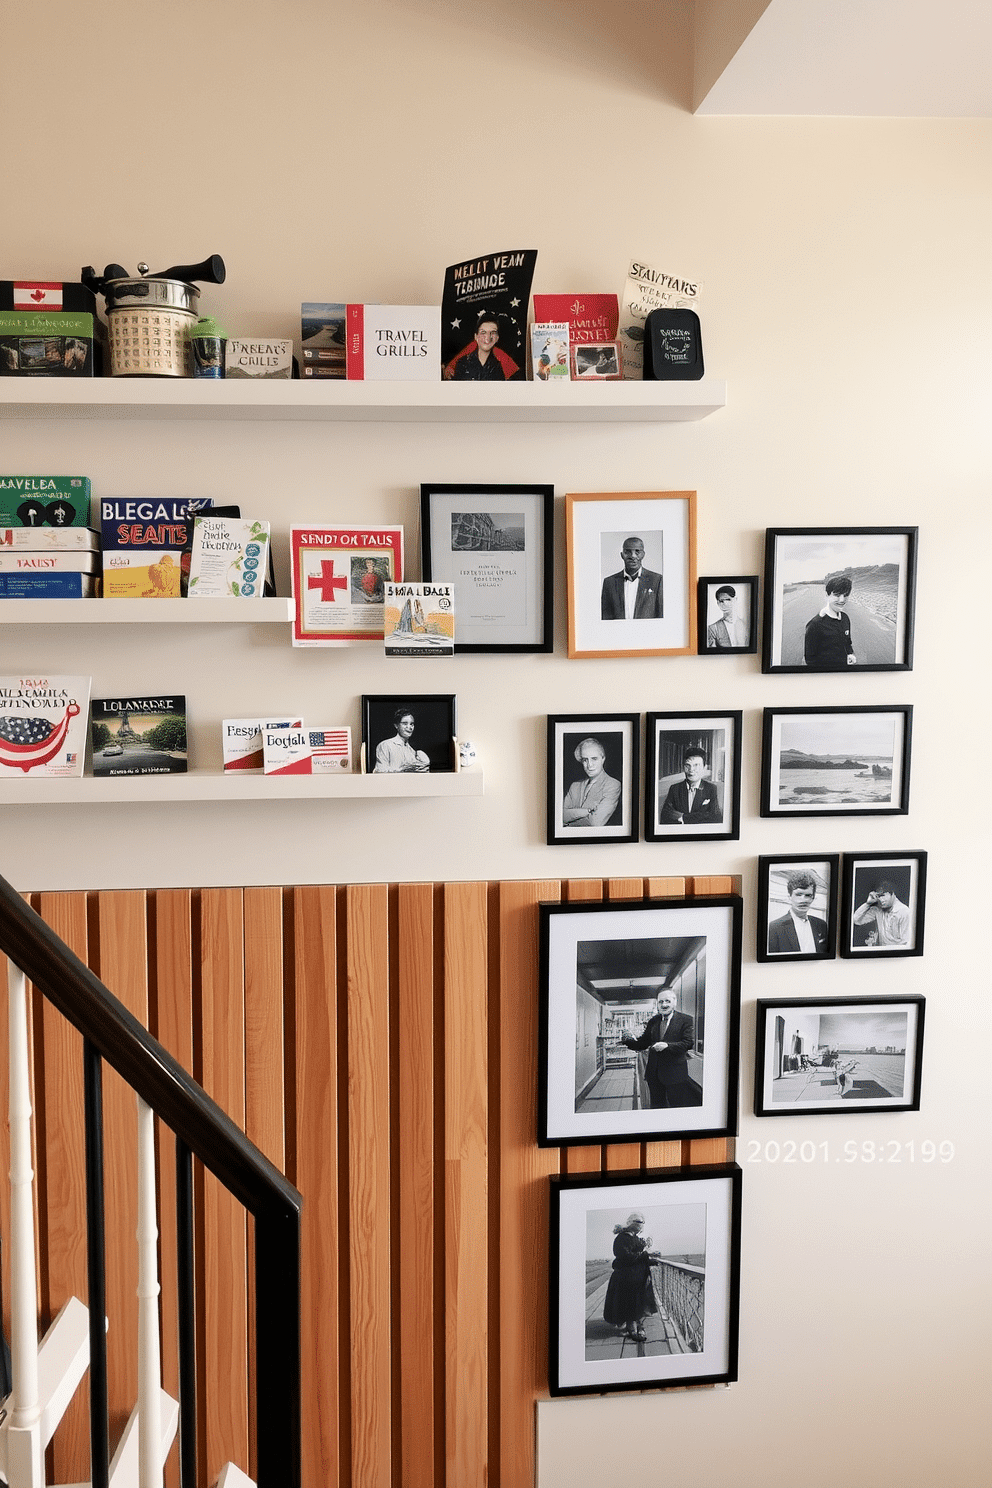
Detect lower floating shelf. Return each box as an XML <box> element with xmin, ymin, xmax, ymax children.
<box><xmin>0</xmin><ymin>597</ymin><xmax>293</xmax><ymax>624</ymax></box>
<box><xmin>0</xmin><ymin>771</ymin><xmax>484</xmax><ymax>804</ymax></box>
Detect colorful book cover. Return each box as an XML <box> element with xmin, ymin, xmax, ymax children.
<box><xmin>263</xmin><ymin>726</ymin><xmax>352</xmax><ymax>775</ymax></box>
<box><xmin>188</xmin><ymin>518</ymin><xmax>270</xmax><ymax>598</ymax></box>
<box><xmin>345</xmin><ymin>306</ymin><xmax>441</xmax><ymax>381</ymax></box>
<box><xmin>383</xmin><ymin>582</ymin><xmax>455</xmax><ymax>656</ymax></box>
<box><xmin>0</xmin><ymin>551</ymin><xmax>98</xmax><ymax>573</ymax></box>
<box><xmin>0</xmin><ymin>675</ymin><xmax>90</xmax><ymax>777</ymax></box>
<box><xmin>0</xmin><ymin>526</ymin><xmax>99</xmax><ymax>550</ymax></box>
<box><xmin>0</xmin><ymin>572</ymin><xmax>98</xmax><ymax>597</ymax></box>
<box><xmin>222</xmin><ymin>717</ymin><xmax>303</xmax><ymax>772</ymax></box>
<box><xmin>532</xmin><ymin>294</ymin><xmax>619</xmax><ymax>345</ymax></box>
<box><xmin>100</xmin><ymin>496</ymin><xmax>214</xmax><ymax>598</ymax></box>
<box><xmin>0</xmin><ymin>476</ymin><xmax>90</xmax><ymax>528</ymax></box>
<box><xmin>441</xmin><ymin>251</ymin><xmax>537</xmax><ymax>382</ymax></box>
<box><xmin>0</xmin><ymin>312</ymin><xmax>94</xmax><ymax>377</ymax></box>
<box><xmin>301</xmin><ymin>302</ymin><xmax>347</xmax><ymax>377</ymax></box>
<box><xmin>618</xmin><ymin>259</ymin><xmax>702</xmax><ymax>378</ymax></box>
<box><xmin>530</xmin><ymin>322</ymin><xmax>570</xmax><ymax>381</ymax></box>
<box><xmin>90</xmin><ymin>695</ymin><xmax>187</xmax><ymax>776</ymax></box>
<box><xmin>290</xmin><ymin>525</ymin><xmax>403</xmax><ymax>646</ymax></box>
<box><xmin>224</xmin><ymin>339</ymin><xmax>294</xmax><ymax>379</ymax></box>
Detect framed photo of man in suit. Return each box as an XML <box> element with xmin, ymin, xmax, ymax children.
<box><xmin>546</xmin><ymin>713</ymin><xmax>639</xmax><ymax>845</ymax></box>
<box><xmin>645</xmin><ymin>712</ymin><xmax>742</xmax><ymax>842</ymax></box>
<box><xmin>756</xmin><ymin>854</ymin><xmax>839</xmax><ymax>963</ymax></box>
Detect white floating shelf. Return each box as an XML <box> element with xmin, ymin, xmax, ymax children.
<box><xmin>0</xmin><ymin>378</ymin><xmax>726</xmax><ymax>424</ymax></box>
<box><xmin>0</xmin><ymin>770</ymin><xmax>483</xmax><ymax>804</ymax></box>
<box><xmin>0</xmin><ymin>596</ymin><xmax>292</xmax><ymax>624</ymax></box>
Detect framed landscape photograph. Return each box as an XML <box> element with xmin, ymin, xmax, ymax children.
<box><xmin>361</xmin><ymin>694</ymin><xmax>456</xmax><ymax>774</ymax></box>
<box><xmin>549</xmin><ymin>1164</ymin><xmax>741</xmax><ymax>1396</ymax></box>
<box><xmin>538</xmin><ymin>896</ymin><xmax>742</xmax><ymax>1147</ymax></box>
<box><xmin>697</xmin><ymin>575</ymin><xmax>758</xmax><ymax>655</ymax></box>
<box><xmin>754</xmin><ymin>996</ymin><xmax>925</xmax><ymax>1117</ymax></box>
<box><xmin>756</xmin><ymin>854</ymin><xmax>839</xmax><ymax>962</ymax></box>
<box><xmin>762</xmin><ymin>526</ymin><xmax>918</xmax><ymax>673</ymax></box>
<box><xmin>840</xmin><ymin>850</ymin><xmax>927</xmax><ymax>959</ymax></box>
<box><xmin>565</xmin><ymin>491</ymin><xmax>697</xmax><ymax>659</ymax></box>
<box><xmin>420</xmin><ymin>483</ymin><xmax>553</xmax><ymax>652</ymax></box>
<box><xmin>644</xmin><ymin>712</ymin><xmax>741</xmax><ymax>842</ymax></box>
<box><xmin>547</xmin><ymin>714</ymin><xmax>639</xmax><ymax>845</ymax></box>
<box><xmin>760</xmin><ymin>705</ymin><xmax>912</xmax><ymax>818</ymax></box>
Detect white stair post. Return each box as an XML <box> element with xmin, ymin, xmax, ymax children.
<box><xmin>6</xmin><ymin>958</ymin><xmax>43</xmax><ymax>1488</ymax></box>
<box><xmin>136</xmin><ymin>1097</ymin><xmax>163</xmax><ymax>1488</ymax></box>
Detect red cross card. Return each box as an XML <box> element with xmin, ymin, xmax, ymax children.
<box><xmin>290</xmin><ymin>526</ymin><xmax>404</xmax><ymax>645</ymax></box>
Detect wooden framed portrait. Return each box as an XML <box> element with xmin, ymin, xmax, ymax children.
<box><xmin>762</xmin><ymin>526</ymin><xmax>918</xmax><ymax>673</ymax></box>
<box><xmin>549</xmin><ymin>1164</ymin><xmax>741</xmax><ymax>1396</ymax></box>
<box><xmin>697</xmin><ymin>575</ymin><xmax>758</xmax><ymax>655</ymax></box>
<box><xmin>565</xmin><ymin>491</ymin><xmax>697</xmax><ymax>659</ymax></box>
<box><xmin>420</xmin><ymin>482</ymin><xmax>553</xmax><ymax>652</ymax></box>
<box><xmin>546</xmin><ymin>714</ymin><xmax>639</xmax><ymax>845</ymax></box>
<box><xmin>645</xmin><ymin>712</ymin><xmax>741</xmax><ymax>842</ymax></box>
<box><xmin>360</xmin><ymin>694</ymin><xmax>456</xmax><ymax>774</ymax></box>
<box><xmin>538</xmin><ymin>896</ymin><xmax>742</xmax><ymax>1147</ymax></box>
<box><xmin>756</xmin><ymin>854</ymin><xmax>839</xmax><ymax>963</ymax></box>
<box><xmin>754</xmin><ymin>996</ymin><xmax>925</xmax><ymax>1117</ymax></box>
<box><xmin>760</xmin><ymin>705</ymin><xmax>912</xmax><ymax>818</ymax></box>
<box><xmin>840</xmin><ymin>850</ymin><xmax>927</xmax><ymax>959</ymax></box>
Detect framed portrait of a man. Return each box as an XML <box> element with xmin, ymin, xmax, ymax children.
<box><xmin>840</xmin><ymin>850</ymin><xmax>927</xmax><ymax>959</ymax></box>
<box><xmin>697</xmin><ymin>575</ymin><xmax>758</xmax><ymax>655</ymax></box>
<box><xmin>547</xmin><ymin>713</ymin><xmax>639</xmax><ymax>845</ymax></box>
<box><xmin>645</xmin><ymin>712</ymin><xmax>742</xmax><ymax>842</ymax></box>
<box><xmin>756</xmin><ymin>854</ymin><xmax>839</xmax><ymax>963</ymax></box>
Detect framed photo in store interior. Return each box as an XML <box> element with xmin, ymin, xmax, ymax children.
<box><xmin>361</xmin><ymin>694</ymin><xmax>457</xmax><ymax>774</ymax></box>
<box><xmin>756</xmin><ymin>853</ymin><xmax>839</xmax><ymax>963</ymax></box>
<box><xmin>760</xmin><ymin>705</ymin><xmax>913</xmax><ymax>819</ymax></box>
<box><xmin>546</xmin><ymin>713</ymin><xmax>639</xmax><ymax>846</ymax></box>
<box><xmin>840</xmin><ymin>850</ymin><xmax>927</xmax><ymax>959</ymax></box>
<box><xmin>644</xmin><ymin>711</ymin><xmax>741</xmax><ymax>843</ymax></box>
<box><xmin>697</xmin><ymin>575</ymin><xmax>758</xmax><ymax>655</ymax></box>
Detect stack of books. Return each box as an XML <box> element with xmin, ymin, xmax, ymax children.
<box><xmin>0</xmin><ymin>525</ymin><xmax>100</xmax><ymax>597</ymax></box>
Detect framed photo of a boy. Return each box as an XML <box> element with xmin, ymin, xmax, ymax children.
<box><xmin>697</xmin><ymin>576</ymin><xmax>757</xmax><ymax>655</ymax></box>
<box><xmin>840</xmin><ymin>850</ymin><xmax>927</xmax><ymax>958</ymax></box>
<box><xmin>361</xmin><ymin>694</ymin><xmax>456</xmax><ymax>774</ymax></box>
<box><xmin>756</xmin><ymin>854</ymin><xmax>839</xmax><ymax>962</ymax></box>
<box><xmin>547</xmin><ymin>714</ymin><xmax>639</xmax><ymax>845</ymax></box>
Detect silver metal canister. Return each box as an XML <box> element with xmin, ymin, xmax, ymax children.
<box><xmin>103</xmin><ymin>268</ymin><xmax>199</xmax><ymax>377</ymax></box>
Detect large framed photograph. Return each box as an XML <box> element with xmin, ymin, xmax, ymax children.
<box><xmin>698</xmin><ymin>575</ymin><xmax>758</xmax><ymax>655</ymax></box>
<box><xmin>644</xmin><ymin>712</ymin><xmax>741</xmax><ymax>842</ymax></box>
<box><xmin>756</xmin><ymin>854</ymin><xmax>839</xmax><ymax>963</ymax></box>
<box><xmin>565</xmin><ymin>491</ymin><xmax>697</xmax><ymax>659</ymax></box>
<box><xmin>547</xmin><ymin>714</ymin><xmax>639</xmax><ymax>845</ymax></box>
<box><xmin>762</xmin><ymin>526</ymin><xmax>918</xmax><ymax>673</ymax></box>
<box><xmin>361</xmin><ymin>694</ymin><xmax>456</xmax><ymax>774</ymax></box>
<box><xmin>538</xmin><ymin>896</ymin><xmax>742</xmax><ymax>1146</ymax></box>
<box><xmin>754</xmin><ymin>996</ymin><xmax>925</xmax><ymax>1116</ymax></box>
<box><xmin>420</xmin><ymin>483</ymin><xmax>553</xmax><ymax>652</ymax></box>
<box><xmin>549</xmin><ymin>1164</ymin><xmax>741</xmax><ymax>1395</ymax></box>
<box><xmin>761</xmin><ymin>706</ymin><xmax>912</xmax><ymax>818</ymax></box>
<box><xmin>840</xmin><ymin>850</ymin><xmax>927</xmax><ymax>959</ymax></box>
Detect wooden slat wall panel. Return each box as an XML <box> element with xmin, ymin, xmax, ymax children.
<box><xmin>605</xmin><ymin>879</ymin><xmax>647</xmax><ymax>1174</ymax></box>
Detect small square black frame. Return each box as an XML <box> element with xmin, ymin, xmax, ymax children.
<box><xmin>361</xmin><ymin>693</ymin><xmax>457</xmax><ymax>774</ymax></box>
<box><xmin>697</xmin><ymin>575</ymin><xmax>758</xmax><ymax>655</ymax></box>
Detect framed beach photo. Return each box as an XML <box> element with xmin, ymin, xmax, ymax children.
<box><xmin>754</xmin><ymin>996</ymin><xmax>925</xmax><ymax>1117</ymax></box>
<box><xmin>762</xmin><ymin>526</ymin><xmax>918</xmax><ymax>673</ymax></box>
<box><xmin>420</xmin><ymin>483</ymin><xmax>553</xmax><ymax>652</ymax></box>
<box><xmin>644</xmin><ymin>712</ymin><xmax>741</xmax><ymax>843</ymax></box>
<box><xmin>697</xmin><ymin>576</ymin><xmax>758</xmax><ymax>655</ymax></box>
<box><xmin>840</xmin><ymin>851</ymin><xmax>927</xmax><ymax>959</ymax></box>
<box><xmin>538</xmin><ymin>896</ymin><xmax>742</xmax><ymax>1147</ymax></box>
<box><xmin>547</xmin><ymin>714</ymin><xmax>639</xmax><ymax>845</ymax></box>
<box><xmin>549</xmin><ymin>1164</ymin><xmax>741</xmax><ymax>1396</ymax></box>
<box><xmin>760</xmin><ymin>706</ymin><xmax>912</xmax><ymax>818</ymax></box>
<box><xmin>565</xmin><ymin>491</ymin><xmax>697</xmax><ymax>659</ymax></box>
<box><xmin>361</xmin><ymin>694</ymin><xmax>456</xmax><ymax>774</ymax></box>
<box><xmin>756</xmin><ymin>854</ymin><xmax>839</xmax><ymax>963</ymax></box>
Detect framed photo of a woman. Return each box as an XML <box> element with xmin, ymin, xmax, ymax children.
<box><xmin>840</xmin><ymin>851</ymin><xmax>927</xmax><ymax>959</ymax></box>
<box><xmin>645</xmin><ymin>712</ymin><xmax>742</xmax><ymax>842</ymax></box>
<box><xmin>361</xmin><ymin>694</ymin><xmax>457</xmax><ymax>774</ymax></box>
<box><xmin>547</xmin><ymin>714</ymin><xmax>639</xmax><ymax>845</ymax></box>
<box><xmin>756</xmin><ymin>854</ymin><xmax>839</xmax><ymax>963</ymax></box>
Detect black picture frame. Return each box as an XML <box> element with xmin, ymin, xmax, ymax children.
<box><xmin>840</xmin><ymin>850</ymin><xmax>927</xmax><ymax>959</ymax></box>
<box><xmin>754</xmin><ymin>996</ymin><xmax>926</xmax><ymax>1117</ymax></box>
<box><xmin>756</xmin><ymin>854</ymin><xmax>839</xmax><ymax>963</ymax></box>
<box><xmin>645</xmin><ymin>711</ymin><xmax>742</xmax><ymax>842</ymax></box>
<box><xmin>549</xmin><ymin>1163</ymin><xmax>742</xmax><ymax>1396</ymax></box>
<box><xmin>760</xmin><ymin>705</ymin><xmax>912</xmax><ymax>818</ymax></box>
<box><xmin>546</xmin><ymin>714</ymin><xmax>639</xmax><ymax>845</ymax></box>
<box><xmin>762</xmin><ymin>526</ymin><xmax>918</xmax><ymax>674</ymax></box>
<box><xmin>420</xmin><ymin>482</ymin><xmax>553</xmax><ymax>653</ymax></box>
<box><xmin>361</xmin><ymin>693</ymin><xmax>456</xmax><ymax>774</ymax></box>
<box><xmin>697</xmin><ymin>575</ymin><xmax>758</xmax><ymax>655</ymax></box>
<box><xmin>538</xmin><ymin>896</ymin><xmax>742</xmax><ymax>1147</ymax></box>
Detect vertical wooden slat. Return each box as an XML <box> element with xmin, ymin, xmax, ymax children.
<box><xmin>686</xmin><ymin>877</ymin><xmax>737</xmax><ymax>1167</ymax></box>
<box><xmin>0</xmin><ymin>950</ymin><xmax>10</xmax><ymax>1353</ymax></box>
<box><xmin>643</xmin><ymin>878</ymin><xmax>688</xmax><ymax>1170</ymax></box>
<box><xmin>688</xmin><ymin>876</ymin><xmax>735</xmax><ymax>896</ymax></box>
<box><xmin>563</xmin><ymin>880</ymin><xmax>604</xmax><ymax>1177</ymax></box>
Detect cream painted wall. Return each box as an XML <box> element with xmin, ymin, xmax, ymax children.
<box><xmin>3</xmin><ymin>3</ymin><xmax>990</xmax><ymax>1484</ymax></box>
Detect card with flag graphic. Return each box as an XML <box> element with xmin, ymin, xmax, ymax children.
<box><xmin>262</xmin><ymin>725</ymin><xmax>352</xmax><ymax>774</ymax></box>
<box><xmin>290</xmin><ymin>525</ymin><xmax>404</xmax><ymax>646</ymax></box>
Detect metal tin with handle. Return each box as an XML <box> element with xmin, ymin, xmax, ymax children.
<box><xmin>82</xmin><ymin>255</ymin><xmax>226</xmax><ymax>377</ymax></box>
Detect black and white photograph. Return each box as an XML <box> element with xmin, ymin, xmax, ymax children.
<box><xmin>761</xmin><ymin>706</ymin><xmax>912</xmax><ymax>818</ymax></box>
<box><xmin>762</xmin><ymin>527</ymin><xmax>918</xmax><ymax>673</ymax></box>
<box><xmin>754</xmin><ymin>997</ymin><xmax>925</xmax><ymax>1116</ymax></box>
<box><xmin>549</xmin><ymin>1164</ymin><xmax>741</xmax><ymax>1395</ymax></box>
<box><xmin>573</xmin><ymin>341</ymin><xmax>621</xmax><ymax>379</ymax></box>
<box><xmin>756</xmin><ymin>854</ymin><xmax>839</xmax><ymax>962</ymax></box>
<box><xmin>361</xmin><ymin>693</ymin><xmax>456</xmax><ymax>774</ymax></box>
<box><xmin>645</xmin><ymin>712</ymin><xmax>741</xmax><ymax>842</ymax></box>
<box><xmin>697</xmin><ymin>576</ymin><xmax>758</xmax><ymax>655</ymax></box>
<box><xmin>546</xmin><ymin>714</ymin><xmax>639</xmax><ymax>845</ymax></box>
<box><xmin>420</xmin><ymin>483</ymin><xmax>553</xmax><ymax>652</ymax></box>
<box><xmin>538</xmin><ymin>897</ymin><xmax>741</xmax><ymax>1146</ymax></box>
<box><xmin>840</xmin><ymin>851</ymin><xmax>927</xmax><ymax>958</ymax></box>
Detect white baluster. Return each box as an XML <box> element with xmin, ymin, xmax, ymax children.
<box><xmin>136</xmin><ymin>1098</ymin><xmax>162</xmax><ymax>1488</ymax></box>
<box><xmin>6</xmin><ymin>959</ymin><xmax>43</xmax><ymax>1488</ymax></box>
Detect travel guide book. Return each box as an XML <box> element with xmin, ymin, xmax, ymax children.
<box><xmin>0</xmin><ymin>476</ymin><xmax>90</xmax><ymax>528</ymax></box>
<box><xmin>440</xmin><ymin>250</ymin><xmax>537</xmax><ymax>382</ymax></box>
<box><xmin>345</xmin><ymin>306</ymin><xmax>441</xmax><ymax>381</ymax></box>
<box><xmin>383</xmin><ymin>582</ymin><xmax>455</xmax><ymax>656</ymax></box>
<box><xmin>188</xmin><ymin>517</ymin><xmax>270</xmax><ymax>598</ymax></box>
<box><xmin>301</xmin><ymin>302</ymin><xmax>347</xmax><ymax>377</ymax></box>
<box><xmin>90</xmin><ymin>695</ymin><xmax>188</xmax><ymax>776</ymax></box>
<box><xmin>0</xmin><ymin>527</ymin><xmax>99</xmax><ymax>549</ymax></box>
<box><xmin>290</xmin><ymin>525</ymin><xmax>404</xmax><ymax>646</ymax></box>
<box><xmin>101</xmin><ymin>496</ymin><xmax>214</xmax><ymax>598</ymax></box>
<box><xmin>0</xmin><ymin>573</ymin><xmax>99</xmax><ymax>597</ymax></box>
<box><xmin>0</xmin><ymin>675</ymin><xmax>90</xmax><ymax>778</ymax></box>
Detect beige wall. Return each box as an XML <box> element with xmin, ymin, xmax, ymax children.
<box><xmin>4</xmin><ymin>2</ymin><xmax>990</xmax><ymax>1483</ymax></box>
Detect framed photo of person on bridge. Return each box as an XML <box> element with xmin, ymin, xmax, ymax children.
<box><xmin>548</xmin><ymin>1163</ymin><xmax>742</xmax><ymax>1395</ymax></box>
<box><xmin>762</xmin><ymin>527</ymin><xmax>918</xmax><ymax>674</ymax></box>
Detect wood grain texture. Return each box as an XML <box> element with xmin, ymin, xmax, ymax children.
<box><xmin>645</xmin><ymin>876</ymin><xmax>686</xmax><ymax>899</ymax></box>
<box><xmin>688</xmin><ymin>1138</ymin><xmax>734</xmax><ymax>1166</ymax></box>
<box><xmin>688</xmin><ymin>876</ymin><xmax>735</xmax><ymax>897</ymax></box>
<box><xmin>561</xmin><ymin>880</ymin><xmax>604</xmax><ymax>1174</ymax></box>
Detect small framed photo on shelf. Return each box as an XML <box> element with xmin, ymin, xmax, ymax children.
<box><xmin>565</xmin><ymin>491</ymin><xmax>697</xmax><ymax>659</ymax></box>
<box><xmin>538</xmin><ymin>895</ymin><xmax>742</xmax><ymax>1147</ymax></box>
<box><xmin>361</xmin><ymin>694</ymin><xmax>456</xmax><ymax>774</ymax></box>
<box><xmin>644</xmin><ymin>712</ymin><xmax>741</xmax><ymax>842</ymax></box>
<box><xmin>754</xmin><ymin>996</ymin><xmax>925</xmax><ymax>1117</ymax></box>
<box><xmin>549</xmin><ymin>1163</ymin><xmax>742</xmax><ymax>1396</ymax></box>
<box><xmin>760</xmin><ymin>705</ymin><xmax>912</xmax><ymax>818</ymax></box>
<box><xmin>762</xmin><ymin>526</ymin><xmax>918</xmax><ymax>673</ymax></box>
<box><xmin>756</xmin><ymin>854</ymin><xmax>839</xmax><ymax>962</ymax></box>
<box><xmin>420</xmin><ymin>483</ymin><xmax>553</xmax><ymax>653</ymax></box>
<box><xmin>697</xmin><ymin>576</ymin><xmax>758</xmax><ymax>655</ymax></box>
<box><xmin>546</xmin><ymin>714</ymin><xmax>639</xmax><ymax>845</ymax></box>
<box><xmin>571</xmin><ymin>341</ymin><xmax>623</xmax><ymax>379</ymax></box>
<box><xmin>840</xmin><ymin>850</ymin><xmax>927</xmax><ymax>958</ymax></box>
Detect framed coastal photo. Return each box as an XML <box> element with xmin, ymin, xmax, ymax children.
<box><xmin>538</xmin><ymin>896</ymin><xmax>742</xmax><ymax>1147</ymax></box>
<box><xmin>547</xmin><ymin>714</ymin><xmax>639</xmax><ymax>845</ymax></box>
<box><xmin>644</xmin><ymin>712</ymin><xmax>741</xmax><ymax>843</ymax></box>
<box><xmin>697</xmin><ymin>576</ymin><xmax>758</xmax><ymax>655</ymax></box>
<box><xmin>754</xmin><ymin>996</ymin><xmax>925</xmax><ymax>1117</ymax></box>
<box><xmin>756</xmin><ymin>854</ymin><xmax>839</xmax><ymax>963</ymax></box>
<box><xmin>549</xmin><ymin>1164</ymin><xmax>741</xmax><ymax>1396</ymax></box>
<box><xmin>361</xmin><ymin>694</ymin><xmax>456</xmax><ymax>774</ymax></box>
<box><xmin>565</xmin><ymin>491</ymin><xmax>697</xmax><ymax>659</ymax></box>
<box><xmin>420</xmin><ymin>483</ymin><xmax>553</xmax><ymax>652</ymax></box>
<box><xmin>840</xmin><ymin>851</ymin><xmax>927</xmax><ymax>959</ymax></box>
<box><xmin>760</xmin><ymin>706</ymin><xmax>912</xmax><ymax>818</ymax></box>
<box><xmin>762</xmin><ymin>526</ymin><xmax>918</xmax><ymax>673</ymax></box>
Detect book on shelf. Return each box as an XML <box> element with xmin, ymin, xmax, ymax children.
<box><xmin>531</xmin><ymin>294</ymin><xmax>619</xmax><ymax>345</ymax></box>
<box><xmin>0</xmin><ymin>311</ymin><xmax>96</xmax><ymax>377</ymax></box>
<box><xmin>0</xmin><ymin>572</ymin><xmax>98</xmax><ymax>597</ymax></box>
<box><xmin>188</xmin><ymin>518</ymin><xmax>270</xmax><ymax>598</ymax></box>
<box><xmin>618</xmin><ymin>259</ymin><xmax>702</xmax><ymax>379</ymax></box>
<box><xmin>290</xmin><ymin>525</ymin><xmax>404</xmax><ymax>646</ymax></box>
<box><xmin>0</xmin><ymin>526</ymin><xmax>99</xmax><ymax>550</ymax></box>
<box><xmin>90</xmin><ymin>696</ymin><xmax>188</xmax><ymax>776</ymax></box>
<box><xmin>0</xmin><ymin>551</ymin><xmax>98</xmax><ymax>573</ymax></box>
<box><xmin>262</xmin><ymin>726</ymin><xmax>352</xmax><ymax>775</ymax></box>
<box><xmin>100</xmin><ymin>496</ymin><xmax>214</xmax><ymax>598</ymax></box>
<box><xmin>0</xmin><ymin>476</ymin><xmax>90</xmax><ymax>528</ymax></box>
<box><xmin>383</xmin><ymin>582</ymin><xmax>455</xmax><ymax>656</ymax></box>
<box><xmin>222</xmin><ymin>718</ymin><xmax>303</xmax><ymax>772</ymax></box>
<box><xmin>529</xmin><ymin>322</ymin><xmax>570</xmax><ymax>381</ymax></box>
<box><xmin>345</xmin><ymin>306</ymin><xmax>441</xmax><ymax>381</ymax></box>
<box><xmin>441</xmin><ymin>250</ymin><xmax>537</xmax><ymax>382</ymax></box>
<box><xmin>301</xmin><ymin>303</ymin><xmax>347</xmax><ymax>377</ymax></box>
<box><xmin>224</xmin><ymin>339</ymin><xmax>294</xmax><ymax>379</ymax></box>
<box><xmin>0</xmin><ymin>675</ymin><xmax>91</xmax><ymax>778</ymax></box>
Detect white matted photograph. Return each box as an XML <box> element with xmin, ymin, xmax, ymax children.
<box><xmin>761</xmin><ymin>706</ymin><xmax>912</xmax><ymax>818</ymax></box>
<box><xmin>698</xmin><ymin>575</ymin><xmax>758</xmax><ymax>655</ymax></box>
<box><xmin>644</xmin><ymin>712</ymin><xmax>741</xmax><ymax>842</ymax></box>
<box><xmin>754</xmin><ymin>997</ymin><xmax>925</xmax><ymax>1116</ymax></box>
<box><xmin>756</xmin><ymin>854</ymin><xmax>839</xmax><ymax>962</ymax></box>
<box><xmin>840</xmin><ymin>851</ymin><xmax>927</xmax><ymax>958</ymax></box>
<box><xmin>546</xmin><ymin>714</ymin><xmax>639</xmax><ymax>845</ymax></box>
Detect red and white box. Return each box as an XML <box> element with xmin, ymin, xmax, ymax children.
<box><xmin>262</xmin><ymin>726</ymin><xmax>352</xmax><ymax>775</ymax></box>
